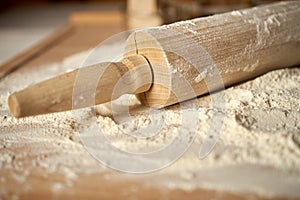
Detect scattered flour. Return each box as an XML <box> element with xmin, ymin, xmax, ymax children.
<box><xmin>0</xmin><ymin>46</ymin><xmax>300</xmax><ymax>199</ymax></box>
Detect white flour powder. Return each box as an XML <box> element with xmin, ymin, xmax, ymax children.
<box><xmin>0</xmin><ymin>48</ymin><xmax>299</xmax><ymax>198</ymax></box>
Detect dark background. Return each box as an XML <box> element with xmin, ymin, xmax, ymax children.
<box><xmin>0</xmin><ymin>0</ymin><xmax>124</xmax><ymax>11</ymax></box>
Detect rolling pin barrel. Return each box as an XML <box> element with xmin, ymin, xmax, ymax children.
<box><xmin>8</xmin><ymin>1</ymin><xmax>300</xmax><ymax>118</ymax></box>
<box><xmin>125</xmin><ymin>1</ymin><xmax>300</xmax><ymax>107</ymax></box>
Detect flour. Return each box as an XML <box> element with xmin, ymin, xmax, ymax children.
<box><xmin>0</xmin><ymin>46</ymin><xmax>300</xmax><ymax>199</ymax></box>
<box><xmin>194</xmin><ymin>69</ymin><xmax>207</xmax><ymax>83</ymax></box>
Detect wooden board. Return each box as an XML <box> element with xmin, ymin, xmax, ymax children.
<box><xmin>0</xmin><ymin>11</ymin><xmax>126</xmax><ymax>78</ymax></box>
<box><xmin>0</xmin><ymin>25</ymin><xmax>73</xmax><ymax>78</ymax></box>
<box><xmin>0</xmin><ymin>11</ymin><xmax>284</xmax><ymax>200</ymax></box>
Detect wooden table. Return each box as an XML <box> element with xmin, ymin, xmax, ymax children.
<box><xmin>0</xmin><ymin>11</ymin><xmax>283</xmax><ymax>200</ymax></box>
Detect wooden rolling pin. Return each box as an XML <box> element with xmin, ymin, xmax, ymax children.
<box><xmin>8</xmin><ymin>1</ymin><xmax>300</xmax><ymax>118</ymax></box>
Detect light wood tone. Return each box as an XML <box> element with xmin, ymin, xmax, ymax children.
<box><xmin>0</xmin><ymin>25</ymin><xmax>73</xmax><ymax>79</ymax></box>
<box><xmin>8</xmin><ymin>55</ymin><xmax>152</xmax><ymax>118</ymax></box>
<box><xmin>70</xmin><ymin>11</ymin><xmax>125</xmax><ymax>26</ymax></box>
<box><xmin>2</xmin><ymin>169</ymin><xmax>277</xmax><ymax>200</ymax></box>
<box><xmin>126</xmin><ymin>0</ymin><xmax>162</xmax><ymax>29</ymax></box>
<box><xmin>1</xmin><ymin>10</ymin><xmax>291</xmax><ymax>200</ymax></box>
<box><xmin>125</xmin><ymin>1</ymin><xmax>300</xmax><ymax>107</ymax></box>
<box><xmin>8</xmin><ymin>1</ymin><xmax>300</xmax><ymax>116</ymax></box>
<box><xmin>0</xmin><ymin>11</ymin><xmax>126</xmax><ymax>76</ymax></box>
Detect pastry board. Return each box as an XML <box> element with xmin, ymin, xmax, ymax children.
<box><xmin>0</xmin><ymin>11</ymin><xmax>286</xmax><ymax>200</ymax></box>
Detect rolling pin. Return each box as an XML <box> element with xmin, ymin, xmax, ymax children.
<box><xmin>8</xmin><ymin>1</ymin><xmax>300</xmax><ymax>118</ymax></box>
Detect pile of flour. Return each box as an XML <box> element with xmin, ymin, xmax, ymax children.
<box><xmin>0</xmin><ymin>48</ymin><xmax>299</xmax><ymax>198</ymax></box>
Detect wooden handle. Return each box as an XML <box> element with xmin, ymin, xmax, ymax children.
<box><xmin>8</xmin><ymin>1</ymin><xmax>300</xmax><ymax>118</ymax></box>
<box><xmin>124</xmin><ymin>1</ymin><xmax>300</xmax><ymax>107</ymax></box>
<box><xmin>8</xmin><ymin>55</ymin><xmax>152</xmax><ymax>118</ymax></box>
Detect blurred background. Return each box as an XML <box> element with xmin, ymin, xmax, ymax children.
<box><xmin>0</xmin><ymin>0</ymin><xmax>284</xmax><ymax>65</ymax></box>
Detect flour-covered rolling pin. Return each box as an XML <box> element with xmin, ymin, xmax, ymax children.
<box><xmin>8</xmin><ymin>1</ymin><xmax>300</xmax><ymax>118</ymax></box>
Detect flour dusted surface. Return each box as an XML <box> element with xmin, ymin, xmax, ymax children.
<box><xmin>0</xmin><ymin>49</ymin><xmax>300</xmax><ymax>198</ymax></box>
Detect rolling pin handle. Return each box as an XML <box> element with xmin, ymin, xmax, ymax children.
<box><xmin>8</xmin><ymin>55</ymin><xmax>153</xmax><ymax>118</ymax></box>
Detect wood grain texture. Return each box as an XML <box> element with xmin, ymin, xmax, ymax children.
<box><xmin>1</xmin><ymin>10</ymin><xmax>292</xmax><ymax>200</ymax></box>
<box><xmin>8</xmin><ymin>55</ymin><xmax>152</xmax><ymax>117</ymax></box>
<box><xmin>0</xmin><ymin>25</ymin><xmax>73</xmax><ymax>79</ymax></box>
<box><xmin>125</xmin><ymin>1</ymin><xmax>300</xmax><ymax>107</ymax></box>
<box><xmin>8</xmin><ymin>1</ymin><xmax>300</xmax><ymax>116</ymax></box>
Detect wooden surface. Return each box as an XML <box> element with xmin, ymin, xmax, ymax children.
<box><xmin>0</xmin><ymin>12</ymin><xmax>126</xmax><ymax>74</ymax></box>
<box><xmin>1</xmin><ymin>169</ymin><xmax>281</xmax><ymax>200</ymax></box>
<box><xmin>0</xmin><ymin>11</ymin><xmax>289</xmax><ymax>200</ymax></box>
<box><xmin>0</xmin><ymin>25</ymin><xmax>73</xmax><ymax>79</ymax></box>
<box><xmin>8</xmin><ymin>1</ymin><xmax>300</xmax><ymax>117</ymax></box>
<box><xmin>9</xmin><ymin>55</ymin><xmax>152</xmax><ymax>117</ymax></box>
<box><xmin>125</xmin><ymin>1</ymin><xmax>300</xmax><ymax>107</ymax></box>
<box><xmin>69</xmin><ymin>11</ymin><xmax>125</xmax><ymax>26</ymax></box>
